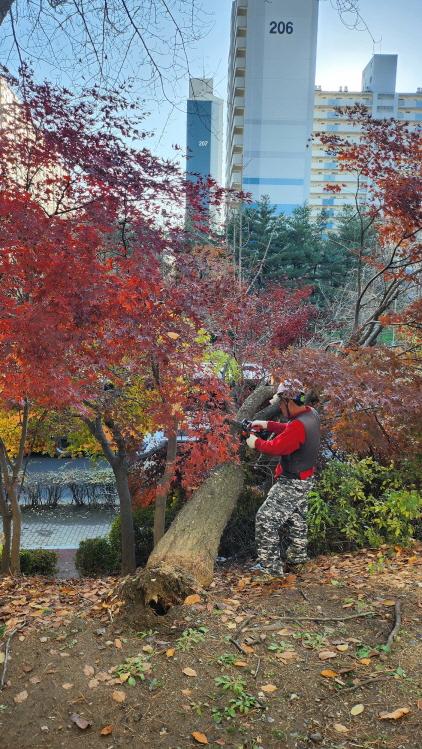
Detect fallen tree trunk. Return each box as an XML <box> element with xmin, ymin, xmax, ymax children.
<box><xmin>121</xmin><ymin>384</ymin><xmax>273</xmax><ymax>612</ymax></box>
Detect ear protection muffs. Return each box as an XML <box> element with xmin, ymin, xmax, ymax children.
<box><xmin>293</xmin><ymin>392</ymin><xmax>306</xmax><ymax>406</ymax></box>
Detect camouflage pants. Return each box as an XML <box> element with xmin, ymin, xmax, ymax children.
<box><xmin>255</xmin><ymin>477</ymin><xmax>313</xmax><ymax>575</ymax></box>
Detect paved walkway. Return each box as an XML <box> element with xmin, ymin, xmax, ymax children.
<box><xmin>1</xmin><ymin>507</ymin><xmax>117</xmax><ymax>550</ymax></box>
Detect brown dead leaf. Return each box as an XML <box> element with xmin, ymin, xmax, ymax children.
<box><xmin>114</xmin><ymin>638</ymin><xmax>122</xmax><ymax>649</ymax></box>
<box><xmin>336</xmin><ymin>644</ymin><xmax>349</xmax><ymax>652</ymax></box>
<box><xmin>240</xmin><ymin>644</ymin><xmax>254</xmax><ymax>654</ymax></box>
<box><xmin>14</xmin><ymin>690</ymin><xmax>28</xmax><ymax>704</ymax></box>
<box><xmin>22</xmin><ymin>663</ymin><xmax>33</xmax><ymax>672</ymax></box>
<box><xmin>318</xmin><ymin>650</ymin><xmax>337</xmax><ymax>660</ymax></box>
<box><xmin>181</xmin><ymin>688</ymin><xmax>192</xmax><ymax>696</ymax></box>
<box><xmin>70</xmin><ymin>713</ymin><xmax>92</xmax><ymax>730</ymax></box>
<box><xmin>29</xmin><ymin>676</ymin><xmax>41</xmax><ymax>685</ymax></box>
<box><xmin>166</xmin><ymin>331</ymin><xmax>180</xmax><ymax>340</ymax></box>
<box><xmin>184</xmin><ymin>594</ymin><xmax>201</xmax><ymax>606</ymax></box>
<box><xmin>88</xmin><ymin>679</ymin><xmax>99</xmax><ymax>689</ymax></box>
<box><xmin>83</xmin><ymin>665</ymin><xmax>95</xmax><ymax>677</ymax></box>
<box><xmin>379</xmin><ymin>707</ymin><xmax>410</xmax><ymax>720</ymax></box>
<box><xmin>100</xmin><ymin>725</ymin><xmax>113</xmax><ymax>736</ymax></box>
<box><xmin>166</xmin><ymin>648</ymin><xmax>175</xmax><ymax>658</ymax></box>
<box><xmin>112</xmin><ymin>690</ymin><xmax>126</xmax><ymax>703</ymax></box>
<box><xmin>276</xmin><ymin>628</ymin><xmax>293</xmax><ymax>636</ymax></box>
<box><xmin>62</xmin><ymin>683</ymin><xmax>73</xmax><ymax>690</ymax></box>
<box><xmin>142</xmin><ymin>644</ymin><xmax>154</xmax><ymax>654</ymax></box>
<box><xmin>182</xmin><ymin>667</ymin><xmax>197</xmax><ymax>677</ymax></box>
<box><xmin>380</xmin><ymin>600</ymin><xmax>396</xmax><ymax>606</ymax></box>
<box><xmin>276</xmin><ymin>650</ymin><xmax>298</xmax><ymax>664</ymax></box>
<box><xmin>334</xmin><ymin>724</ymin><xmax>349</xmax><ymax>733</ymax></box>
<box><xmin>417</xmin><ymin>699</ymin><xmax>422</xmax><ymax>711</ymax></box>
<box><xmin>215</xmin><ymin>741</ymin><xmax>226</xmax><ymax>747</ymax></box>
<box><xmin>234</xmin><ymin>660</ymin><xmax>248</xmax><ymax>668</ymax></box>
<box><xmin>359</xmin><ymin>658</ymin><xmax>372</xmax><ymax>666</ymax></box>
<box><xmin>192</xmin><ymin>731</ymin><xmax>209</xmax><ymax>745</ymax></box>
<box><xmin>351</xmin><ymin>704</ymin><xmax>365</xmax><ymax>716</ymax></box>
<box><xmin>261</xmin><ymin>684</ymin><xmax>278</xmax><ymax>693</ymax></box>
<box><xmin>320</xmin><ymin>669</ymin><xmax>338</xmax><ymax>679</ymax></box>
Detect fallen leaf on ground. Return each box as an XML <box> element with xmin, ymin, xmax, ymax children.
<box><xmin>114</xmin><ymin>638</ymin><xmax>122</xmax><ymax>649</ymax></box>
<box><xmin>62</xmin><ymin>683</ymin><xmax>73</xmax><ymax>690</ymax></box>
<box><xmin>70</xmin><ymin>713</ymin><xmax>92</xmax><ymax>730</ymax></box>
<box><xmin>88</xmin><ymin>679</ymin><xmax>99</xmax><ymax>689</ymax></box>
<box><xmin>83</xmin><ymin>665</ymin><xmax>95</xmax><ymax>677</ymax></box>
<box><xmin>318</xmin><ymin>650</ymin><xmax>337</xmax><ymax>660</ymax></box>
<box><xmin>166</xmin><ymin>331</ymin><xmax>180</xmax><ymax>340</ymax></box>
<box><xmin>184</xmin><ymin>594</ymin><xmax>201</xmax><ymax>606</ymax></box>
<box><xmin>234</xmin><ymin>660</ymin><xmax>248</xmax><ymax>668</ymax></box>
<box><xmin>226</xmin><ymin>622</ymin><xmax>237</xmax><ymax>629</ymax></box>
<box><xmin>320</xmin><ymin>669</ymin><xmax>338</xmax><ymax>679</ymax></box>
<box><xmin>192</xmin><ymin>731</ymin><xmax>208</xmax><ymax>744</ymax></box>
<box><xmin>417</xmin><ymin>699</ymin><xmax>422</xmax><ymax>711</ymax></box>
<box><xmin>380</xmin><ymin>599</ymin><xmax>396</xmax><ymax>606</ymax></box>
<box><xmin>142</xmin><ymin>645</ymin><xmax>154</xmax><ymax>654</ymax></box>
<box><xmin>379</xmin><ymin>707</ymin><xmax>410</xmax><ymax>720</ymax></box>
<box><xmin>166</xmin><ymin>648</ymin><xmax>175</xmax><ymax>657</ymax></box>
<box><xmin>14</xmin><ymin>690</ymin><xmax>28</xmax><ymax>704</ymax></box>
<box><xmin>182</xmin><ymin>667</ymin><xmax>197</xmax><ymax>677</ymax></box>
<box><xmin>276</xmin><ymin>628</ymin><xmax>293</xmax><ymax>636</ymax></box>
<box><xmin>359</xmin><ymin>658</ymin><xmax>371</xmax><ymax>665</ymax></box>
<box><xmin>351</xmin><ymin>704</ymin><xmax>365</xmax><ymax>716</ymax></box>
<box><xmin>334</xmin><ymin>724</ymin><xmax>349</xmax><ymax>733</ymax></box>
<box><xmin>181</xmin><ymin>689</ymin><xmax>192</xmax><ymax>696</ymax></box>
<box><xmin>240</xmin><ymin>644</ymin><xmax>254</xmax><ymax>654</ymax></box>
<box><xmin>276</xmin><ymin>650</ymin><xmax>298</xmax><ymax>664</ymax></box>
<box><xmin>22</xmin><ymin>663</ymin><xmax>33</xmax><ymax>672</ymax></box>
<box><xmin>112</xmin><ymin>690</ymin><xmax>126</xmax><ymax>703</ymax></box>
<box><xmin>261</xmin><ymin>684</ymin><xmax>278</xmax><ymax>693</ymax></box>
<box><xmin>336</xmin><ymin>644</ymin><xmax>349</xmax><ymax>652</ymax></box>
<box><xmin>29</xmin><ymin>676</ymin><xmax>41</xmax><ymax>684</ymax></box>
<box><xmin>100</xmin><ymin>725</ymin><xmax>113</xmax><ymax>736</ymax></box>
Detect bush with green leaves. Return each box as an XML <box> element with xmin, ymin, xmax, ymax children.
<box><xmin>308</xmin><ymin>458</ymin><xmax>421</xmax><ymax>553</ymax></box>
<box><xmin>20</xmin><ymin>548</ymin><xmax>58</xmax><ymax>576</ymax></box>
<box><xmin>75</xmin><ymin>537</ymin><xmax>118</xmax><ymax>577</ymax></box>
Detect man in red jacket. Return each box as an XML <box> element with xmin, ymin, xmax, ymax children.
<box><xmin>246</xmin><ymin>379</ymin><xmax>320</xmax><ymax>576</ymax></box>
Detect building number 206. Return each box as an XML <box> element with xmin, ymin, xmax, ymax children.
<box><xmin>269</xmin><ymin>21</ymin><xmax>294</xmax><ymax>34</ymax></box>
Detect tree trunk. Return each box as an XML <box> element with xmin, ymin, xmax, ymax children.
<box><xmin>113</xmin><ymin>462</ymin><xmax>136</xmax><ymax>574</ymax></box>
<box><xmin>10</xmin><ymin>484</ymin><xmax>21</xmax><ymax>574</ymax></box>
<box><xmin>120</xmin><ymin>384</ymin><xmax>273</xmax><ymax>612</ymax></box>
<box><xmin>153</xmin><ymin>422</ymin><xmax>177</xmax><ymax>547</ymax></box>
<box><xmin>0</xmin><ymin>484</ymin><xmax>11</xmax><ymax>575</ymax></box>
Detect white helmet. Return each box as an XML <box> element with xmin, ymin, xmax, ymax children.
<box><xmin>275</xmin><ymin>379</ymin><xmax>306</xmax><ymax>405</ymax></box>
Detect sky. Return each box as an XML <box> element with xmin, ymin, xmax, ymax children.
<box><xmin>2</xmin><ymin>0</ymin><xmax>421</xmax><ymax>167</ymax></box>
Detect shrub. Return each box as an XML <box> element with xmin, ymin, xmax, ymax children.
<box><xmin>219</xmin><ymin>487</ymin><xmax>265</xmax><ymax>559</ymax></box>
<box><xmin>75</xmin><ymin>537</ymin><xmax>118</xmax><ymax>577</ymax></box>
<box><xmin>20</xmin><ymin>548</ymin><xmax>58</xmax><ymax>576</ymax></box>
<box><xmin>109</xmin><ymin>491</ymin><xmax>184</xmax><ymax>568</ymax></box>
<box><xmin>308</xmin><ymin>458</ymin><xmax>422</xmax><ymax>553</ymax></box>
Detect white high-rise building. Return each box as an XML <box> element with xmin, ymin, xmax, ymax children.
<box><xmin>226</xmin><ymin>0</ymin><xmax>319</xmax><ymax>214</ymax></box>
<box><xmin>311</xmin><ymin>55</ymin><xmax>422</xmax><ymax>228</ymax></box>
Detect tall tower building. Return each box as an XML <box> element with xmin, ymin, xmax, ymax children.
<box><xmin>311</xmin><ymin>54</ymin><xmax>422</xmax><ymax>228</ymax></box>
<box><xmin>226</xmin><ymin>0</ymin><xmax>319</xmax><ymax>214</ymax></box>
<box><xmin>186</xmin><ymin>77</ymin><xmax>224</xmax><ymax>187</ymax></box>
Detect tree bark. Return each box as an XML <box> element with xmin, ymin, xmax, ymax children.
<box><xmin>113</xmin><ymin>462</ymin><xmax>136</xmax><ymax>574</ymax></box>
<box><xmin>153</xmin><ymin>421</ymin><xmax>177</xmax><ymax>547</ymax></box>
<box><xmin>0</xmin><ymin>477</ymin><xmax>11</xmax><ymax>575</ymax></box>
<box><xmin>120</xmin><ymin>384</ymin><xmax>273</xmax><ymax>612</ymax></box>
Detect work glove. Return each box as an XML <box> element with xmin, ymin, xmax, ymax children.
<box><xmin>246</xmin><ymin>434</ymin><xmax>258</xmax><ymax>449</ymax></box>
<box><xmin>251</xmin><ymin>420</ymin><xmax>268</xmax><ymax>430</ymax></box>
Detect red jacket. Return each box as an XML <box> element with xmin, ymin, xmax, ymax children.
<box><xmin>254</xmin><ymin>412</ymin><xmax>315</xmax><ymax>480</ymax></box>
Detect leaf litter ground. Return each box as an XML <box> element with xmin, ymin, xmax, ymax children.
<box><xmin>0</xmin><ymin>544</ymin><xmax>421</xmax><ymax>749</ymax></box>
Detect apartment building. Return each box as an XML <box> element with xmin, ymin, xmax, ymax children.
<box><xmin>226</xmin><ymin>0</ymin><xmax>319</xmax><ymax>214</ymax></box>
<box><xmin>186</xmin><ymin>77</ymin><xmax>224</xmax><ymax>187</ymax></box>
<box><xmin>310</xmin><ymin>55</ymin><xmax>422</xmax><ymax>228</ymax></box>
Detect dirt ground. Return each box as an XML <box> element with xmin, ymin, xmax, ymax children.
<box><xmin>0</xmin><ymin>545</ymin><xmax>421</xmax><ymax>749</ymax></box>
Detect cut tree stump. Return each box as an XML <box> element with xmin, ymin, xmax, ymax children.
<box><xmin>120</xmin><ymin>384</ymin><xmax>274</xmax><ymax>612</ymax></box>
